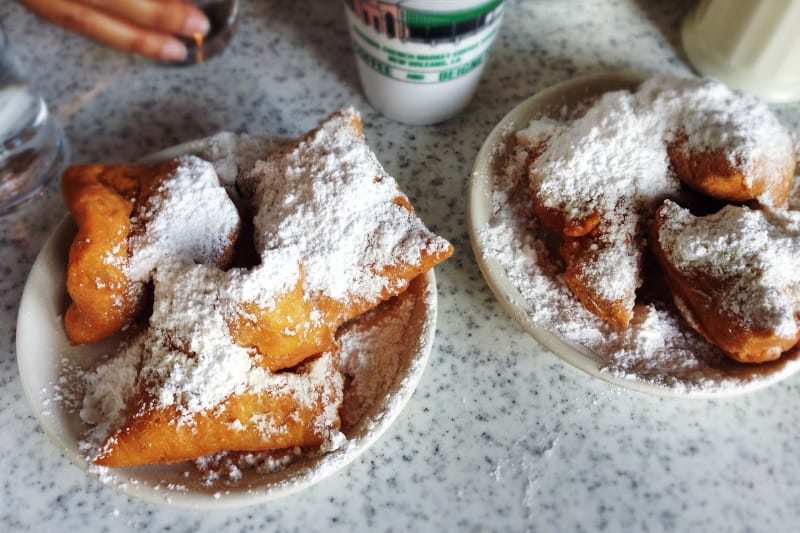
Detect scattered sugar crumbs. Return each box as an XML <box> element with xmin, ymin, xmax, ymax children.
<box><xmin>40</xmin><ymin>357</ymin><xmax>86</xmax><ymax>416</ymax></box>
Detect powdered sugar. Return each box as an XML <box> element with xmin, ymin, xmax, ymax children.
<box><xmin>338</xmin><ymin>276</ymin><xmax>432</xmax><ymax>430</ymax></box>
<box><xmin>637</xmin><ymin>76</ymin><xmax>795</xmax><ymax>191</ymax></box>
<box><xmin>656</xmin><ymin>200</ymin><xmax>800</xmax><ymax>338</ymax></box>
<box><xmin>247</xmin><ymin>108</ymin><xmax>452</xmax><ymax>307</ymax></box>
<box><xmin>126</xmin><ymin>155</ymin><xmax>240</xmax><ymax>281</ymax></box>
<box><xmin>194</xmin><ymin>448</ymin><xmax>304</xmax><ymax>486</ymax></box>
<box><xmin>140</xmin><ymin>262</ymin><xmax>306</xmax><ymax>419</ymax></box>
<box><xmin>530</xmin><ymin>89</ymin><xmax>678</xmax><ymax>220</ymax></box>
<box><xmin>80</xmin><ymin>347</ymin><xmax>140</xmax><ymax>440</ymax></box>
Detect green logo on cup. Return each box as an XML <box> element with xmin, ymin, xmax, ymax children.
<box><xmin>346</xmin><ymin>0</ymin><xmax>504</xmax><ymax>84</ymax></box>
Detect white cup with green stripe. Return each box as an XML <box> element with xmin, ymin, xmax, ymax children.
<box><xmin>345</xmin><ymin>0</ymin><xmax>505</xmax><ymax>125</ymax></box>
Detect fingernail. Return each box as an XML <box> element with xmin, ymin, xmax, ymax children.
<box><xmin>161</xmin><ymin>40</ymin><xmax>187</xmax><ymax>62</ymax></box>
<box><xmin>183</xmin><ymin>11</ymin><xmax>210</xmax><ymax>36</ymax></box>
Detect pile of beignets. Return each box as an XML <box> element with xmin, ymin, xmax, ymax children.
<box><xmin>65</xmin><ymin>109</ymin><xmax>453</xmax><ymax>467</ymax></box>
<box><xmin>522</xmin><ymin>75</ymin><xmax>799</xmax><ymax>364</ymax></box>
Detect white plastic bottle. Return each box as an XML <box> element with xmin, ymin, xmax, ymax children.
<box><xmin>682</xmin><ymin>0</ymin><xmax>800</xmax><ymax>103</ymax></box>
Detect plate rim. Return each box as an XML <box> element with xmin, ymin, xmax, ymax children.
<box><xmin>466</xmin><ymin>70</ymin><xmax>800</xmax><ymax>398</ymax></box>
<box><xmin>15</xmin><ymin>140</ymin><xmax>438</xmax><ymax>508</ymax></box>
<box><xmin>134</xmin><ymin>138</ymin><xmax>211</xmax><ymax>165</ymax></box>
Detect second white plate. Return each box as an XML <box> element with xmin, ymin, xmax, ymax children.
<box><xmin>467</xmin><ymin>71</ymin><xmax>800</xmax><ymax>397</ymax></box>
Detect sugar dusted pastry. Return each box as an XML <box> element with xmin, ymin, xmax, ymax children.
<box><xmin>79</xmin><ymin>108</ymin><xmax>453</xmax><ymax>468</ymax></box>
<box><xmin>90</xmin><ymin>262</ymin><xmax>343</xmax><ymax>467</ymax></box>
<box><xmin>234</xmin><ymin>108</ymin><xmax>454</xmax><ymax>368</ymax></box>
<box><xmin>651</xmin><ymin>200</ymin><xmax>800</xmax><ymax>363</ymax></box>
<box><xmin>526</xmin><ymin>74</ymin><xmax>795</xmax><ymax>328</ymax></box>
<box><xmin>62</xmin><ymin>163</ymin><xmax>149</xmax><ymax>344</ymax></box>
<box><xmin>528</xmin><ymin>90</ymin><xmax>680</xmax><ymax>327</ymax></box>
<box><xmin>125</xmin><ymin>156</ymin><xmax>241</xmax><ymax>281</ymax></box>
<box><xmin>637</xmin><ymin>76</ymin><xmax>796</xmax><ymax>207</ymax></box>
<box><xmin>62</xmin><ymin>156</ymin><xmax>240</xmax><ymax>344</ymax></box>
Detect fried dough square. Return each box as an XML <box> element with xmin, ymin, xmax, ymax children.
<box><xmin>651</xmin><ymin>200</ymin><xmax>800</xmax><ymax>363</ymax></box>
<box><xmin>62</xmin><ymin>162</ymin><xmax>167</xmax><ymax>344</ymax></box>
<box><xmin>231</xmin><ymin>109</ymin><xmax>453</xmax><ymax>368</ymax></box>
<box><xmin>62</xmin><ymin>157</ymin><xmax>240</xmax><ymax>344</ymax></box>
<box><xmin>93</xmin><ymin>350</ymin><xmax>343</xmax><ymax>467</ymax></box>
<box><xmin>90</xmin><ymin>261</ymin><xmax>344</xmax><ymax>467</ymax></box>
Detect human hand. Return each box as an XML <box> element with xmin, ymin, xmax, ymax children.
<box><xmin>19</xmin><ymin>0</ymin><xmax>210</xmax><ymax>62</ymax></box>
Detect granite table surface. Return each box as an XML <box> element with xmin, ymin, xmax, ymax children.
<box><xmin>2</xmin><ymin>1</ymin><xmax>799</xmax><ymax>531</ymax></box>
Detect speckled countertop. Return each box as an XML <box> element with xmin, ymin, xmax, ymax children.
<box><xmin>2</xmin><ymin>0</ymin><xmax>800</xmax><ymax>531</ymax></box>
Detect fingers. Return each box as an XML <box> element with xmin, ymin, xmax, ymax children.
<box><xmin>20</xmin><ymin>0</ymin><xmax>209</xmax><ymax>61</ymax></box>
<box><xmin>78</xmin><ymin>0</ymin><xmax>209</xmax><ymax>37</ymax></box>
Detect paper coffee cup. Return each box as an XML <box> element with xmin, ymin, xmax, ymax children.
<box><xmin>344</xmin><ymin>0</ymin><xmax>505</xmax><ymax>125</ymax></box>
<box><xmin>682</xmin><ymin>0</ymin><xmax>800</xmax><ymax>103</ymax></box>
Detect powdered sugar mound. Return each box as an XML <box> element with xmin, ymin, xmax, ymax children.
<box><xmin>637</xmin><ymin>75</ymin><xmax>795</xmax><ymax>194</ymax></box>
<box><xmin>247</xmin><ymin>108</ymin><xmax>451</xmax><ymax>306</ymax></box>
<box><xmin>528</xmin><ymin>89</ymin><xmax>681</xmax><ymax>306</ymax></box>
<box><xmin>126</xmin><ymin>155</ymin><xmax>240</xmax><ymax>281</ymax></box>
<box><xmin>516</xmin><ymin>117</ymin><xmax>563</xmax><ymax>148</ymax></box>
<box><xmin>141</xmin><ymin>264</ymin><xmax>259</xmax><ymax>417</ymax></box>
<box><xmin>81</xmin><ymin>343</ymin><xmax>141</xmax><ymax>443</ymax></box>
<box><xmin>531</xmin><ymin>89</ymin><xmax>678</xmax><ymax>220</ymax></box>
<box><xmin>608</xmin><ymin>304</ymin><xmax>724</xmax><ymax>389</ymax></box>
<box><xmin>657</xmin><ymin>200</ymin><xmax>800</xmax><ymax>337</ymax></box>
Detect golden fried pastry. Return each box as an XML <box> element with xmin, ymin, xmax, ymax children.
<box><xmin>233</xmin><ymin>108</ymin><xmax>453</xmax><ymax>367</ymax></box>
<box><xmin>667</xmin><ymin>135</ymin><xmax>795</xmax><ymax>206</ymax></box>
<box><xmin>90</xmin><ymin>261</ymin><xmax>343</xmax><ymax>467</ymax></box>
<box><xmin>527</xmin><ymin>90</ymin><xmax>680</xmax><ymax>328</ymax></box>
<box><xmin>94</xmin><ymin>350</ymin><xmax>342</xmax><ymax>467</ymax></box>
<box><xmin>124</xmin><ymin>156</ymin><xmax>240</xmax><ymax>280</ymax></box>
<box><xmin>518</xmin><ymin>115</ymin><xmax>635</xmax><ymax>324</ymax></box>
<box><xmin>558</xmin><ymin>214</ymin><xmax>640</xmax><ymax>328</ymax></box>
<box><xmin>62</xmin><ymin>157</ymin><xmax>240</xmax><ymax>344</ymax></box>
<box><xmin>84</xmin><ymin>109</ymin><xmax>452</xmax><ymax>468</ymax></box>
<box><xmin>526</xmin><ymin>75</ymin><xmax>795</xmax><ymax>329</ymax></box>
<box><xmin>650</xmin><ymin>200</ymin><xmax>800</xmax><ymax>363</ymax></box>
<box><xmin>62</xmin><ymin>162</ymin><xmax>169</xmax><ymax>344</ymax></box>
<box><xmin>636</xmin><ymin>75</ymin><xmax>797</xmax><ymax>207</ymax></box>
<box><xmin>226</xmin><ymin>275</ymin><xmax>336</xmax><ymax>371</ymax></box>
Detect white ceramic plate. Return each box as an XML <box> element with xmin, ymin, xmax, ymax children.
<box><xmin>16</xmin><ymin>142</ymin><xmax>438</xmax><ymax>508</ymax></box>
<box><xmin>467</xmin><ymin>71</ymin><xmax>800</xmax><ymax>397</ymax></box>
